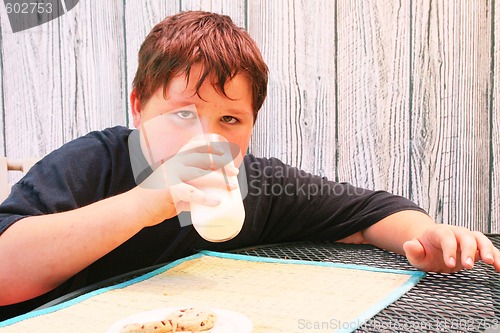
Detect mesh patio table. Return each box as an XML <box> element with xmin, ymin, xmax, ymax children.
<box><xmin>234</xmin><ymin>234</ymin><xmax>500</xmax><ymax>333</ymax></box>
<box><xmin>29</xmin><ymin>234</ymin><xmax>500</xmax><ymax>333</ymax></box>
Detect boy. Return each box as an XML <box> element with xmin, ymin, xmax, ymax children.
<box><xmin>0</xmin><ymin>10</ymin><xmax>499</xmax><ymax>319</ymax></box>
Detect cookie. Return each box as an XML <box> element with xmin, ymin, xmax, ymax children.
<box><xmin>164</xmin><ymin>307</ymin><xmax>216</xmax><ymax>332</ymax></box>
<box><xmin>120</xmin><ymin>319</ymin><xmax>174</xmax><ymax>333</ymax></box>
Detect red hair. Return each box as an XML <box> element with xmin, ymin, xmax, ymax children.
<box><xmin>132</xmin><ymin>11</ymin><xmax>268</xmax><ymax>122</ymax></box>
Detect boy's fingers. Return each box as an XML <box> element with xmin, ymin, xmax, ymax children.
<box><xmin>474</xmin><ymin>233</ymin><xmax>500</xmax><ymax>271</ymax></box>
<box><xmin>177</xmin><ymin>167</ymin><xmax>237</xmax><ymax>190</ymax></box>
<box><xmin>167</xmin><ymin>160</ymin><xmax>237</xmax><ymax>186</ymax></box>
<box><xmin>451</xmin><ymin>227</ymin><xmax>477</xmax><ymax>269</ymax></box>
<box><xmin>177</xmin><ymin>166</ymin><xmax>213</xmax><ymax>182</ymax></box>
<box><xmin>432</xmin><ymin>227</ymin><xmax>458</xmax><ymax>268</ymax></box>
<box><xmin>178</xmin><ymin>151</ymin><xmax>237</xmax><ymax>172</ymax></box>
<box><xmin>170</xmin><ymin>183</ymin><xmax>220</xmax><ymax>207</ymax></box>
<box><xmin>406</xmin><ymin>226</ymin><xmax>500</xmax><ymax>272</ymax></box>
<box><xmin>493</xmin><ymin>248</ymin><xmax>500</xmax><ymax>272</ymax></box>
<box><xmin>403</xmin><ymin>239</ymin><xmax>426</xmax><ymax>263</ymax></box>
<box><xmin>180</xmin><ymin>143</ymin><xmax>225</xmax><ymax>156</ymax></box>
<box><xmin>474</xmin><ymin>231</ymin><xmax>496</xmax><ymax>265</ymax></box>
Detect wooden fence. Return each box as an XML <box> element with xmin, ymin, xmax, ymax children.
<box><xmin>0</xmin><ymin>0</ymin><xmax>498</xmax><ymax>232</ymax></box>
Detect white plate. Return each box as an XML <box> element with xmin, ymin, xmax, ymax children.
<box><xmin>107</xmin><ymin>307</ymin><xmax>253</xmax><ymax>333</ymax></box>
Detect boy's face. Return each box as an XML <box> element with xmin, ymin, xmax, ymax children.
<box><xmin>131</xmin><ymin>64</ymin><xmax>254</xmax><ymax>163</ymax></box>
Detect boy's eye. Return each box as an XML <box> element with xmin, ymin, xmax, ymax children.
<box><xmin>175</xmin><ymin>110</ymin><xmax>197</xmax><ymax>119</ymax></box>
<box><xmin>221</xmin><ymin>116</ymin><xmax>238</xmax><ymax>124</ymax></box>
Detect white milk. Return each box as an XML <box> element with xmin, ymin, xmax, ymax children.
<box><xmin>181</xmin><ymin>134</ymin><xmax>245</xmax><ymax>242</ymax></box>
<box><xmin>190</xmin><ymin>185</ymin><xmax>245</xmax><ymax>242</ymax></box>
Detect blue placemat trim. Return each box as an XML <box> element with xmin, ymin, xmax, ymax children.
<box><xmin>200</xmin><ymin>250</ymin><xmax>426</xmax><ymax>277</ymax></box>
<box><xmin>0</xmin><ymin>251</ymin><xmax>425</xmax><ymax>331</ymax></box>
<box><xmin>335</xmin><ymin>272</ymin><xmax>425</xmax><ymax>333</ymax></box>
<box><xmin>200</xmin><ymin>251</ymin><xmax>425</xmax><ymax>333</ymax></box>
<box><xmin>0</xmin><ymin>253</ymin><xmax>204</xmax><ymax>327</ymax></box>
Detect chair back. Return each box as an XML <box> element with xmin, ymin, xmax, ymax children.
<box><xmin>0</xmin><ymin>157</ymin><xmax>39</xmax><ymax>203</ymax></box>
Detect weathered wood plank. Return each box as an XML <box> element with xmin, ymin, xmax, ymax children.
<box><xmin>58</xmin><ymin>1</ymin><xmax>127</xmax><ymax>142</ymax></box>
<box><xmin>0</xmin><ymin>1</ymin><xmax>497</xmax><ymax>232</ymax></box>
<box><xmin>247</xmin><ymin>0</ymin><xmax>337</xmax><ymax>179</ymax></box>
<box><xmin>124</xmin><ymin>0</ymin><xmax>181</xmax><ymax>128</ymax></box>
<box><xmin>492</xmin><ymin>0</ymin><xmax>500</xmax><ymax>233</ymax></box>
<box><xmin>336</xmin><ymin>0</ymin><xmax>412</xmax><ymax>197</ymax></box>
<box><xmin>410</xmin><ymin>1</ymin><xmax>492</xmax><ymax>230</ymax></box>
<box><xmin>181</xmin><ymin>0</ymin><xmax>246</xmax><ymax>28</ymax></box>
<box><xmin>0</xmin><ymin>8</ymin><xmax>5</xmax><ymax>156</ymax></box>
<box><xmin>0</xmin><ymin>8</ymin><xmax>63</xmax><ymax>158</ymax></box>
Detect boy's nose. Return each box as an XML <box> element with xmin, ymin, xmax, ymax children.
<box><xmin>200</xmin><ymin>121</ymin><xmax>221</xmax><ymax>137</ymax></box>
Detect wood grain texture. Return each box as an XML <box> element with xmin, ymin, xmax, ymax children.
<box><xmin>181</xmin><ymin>0</ymin><xmax>246</xmax><ymax>28</ymax></box>
<box><xmin>247</xmin><ymin>0</ymin><xmax>337</xmax><ymax>179</ymax></box>
<box><xmin>124</xmin><ymin>0</ymin><xmax>181</xmax><ymax>128</ymax></box>
<box><xmin>410</xmin><ymin>0</ymin><xmax>492</xmax><ymax>229</ymax></box>
<box><xmin>0</xmin><ymin>2</ymin><xmax>497</xmax><ymax>232</ymax></box>
<box><xmin>0</xmin><ymin>7</ymin><xmax>5</xmax><ymax>156</ymax></box>
<box><xmin>492</xmin><ymin>0</ymin><xmax>499</xmax><ymax>233</ymax></box>
<box><xmin>58</xmin><ymin>1</ymin><xmax>127</xmax><ymax>143</ymax></box>
<box><xmin>0</xmin><ymin>10</ymin><xmax>63</xmax><ymax>158</ymax></box>
<box><xmin>336</xmin><ymin>0</ymin><xmax>412</xmax><ymax>196</ymax></box>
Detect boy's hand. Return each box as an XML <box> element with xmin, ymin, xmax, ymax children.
<box><xmin>403</xmin><ymin>225</ymin><xmax>500</xmax><ymax>273</ymax></box>
<box><xmin>136</xmin><ymin>143</ymin><xmax>239</xmax><ymax>227</ymax></box>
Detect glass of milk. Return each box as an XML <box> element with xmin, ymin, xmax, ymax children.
<box><xmin>182</xmin><ymin>134</ymin><xmax>245</xmax><ymax>242</ymax></box>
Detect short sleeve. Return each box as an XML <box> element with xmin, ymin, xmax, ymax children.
<box><xmin>0</xmin><ymin>126</ymin><xmax>135</xmax><ymax>235</ymax></box>
<box><xmin>239</xmin><ymin>155</ymin><xmax>428</xmax><ymax>243</ymax></box>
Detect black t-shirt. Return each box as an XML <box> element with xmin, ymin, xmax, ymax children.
<box><xmin>0</xmin><ymin>126</ymin><xmax>425</xmax><ymax>319</ymax></box>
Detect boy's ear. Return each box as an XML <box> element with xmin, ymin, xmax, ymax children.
<box><xmin>130</xmin><ymin>89</ymin><xmax>142</xmax><ymax>128</ymax></box>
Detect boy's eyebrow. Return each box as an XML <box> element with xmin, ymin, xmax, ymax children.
<box><xmin>162</xmin><ymin>94</ymin><xmax>253</xmax><ymax>116</ymax></box>
<box><xmin>225</xmin><ymin>108</ymin><xmax>253</xmax><ymax>116</ymax></box>
<box><xmin>161</xmin><ymin>100</ymin><xmax>196</xmax><ymax>110</ymax></box>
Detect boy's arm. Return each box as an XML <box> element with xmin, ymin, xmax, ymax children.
<box><xmin>0</xmin><ymin>150</ymin><xmax>231</xmax><ymax>306</ymax></box>
<box><xmin>340</xmin><ymin>210</ymin><xmax>500</xmax><ymax>273</ymax></box>
<box><xmin>0</xmin><ymin>185</ymin><xmax>170</xmax><ymax>306</ymax></box>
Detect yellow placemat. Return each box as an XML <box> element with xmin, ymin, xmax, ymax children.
<box><xmin>0</xmin><ymin>251</ymin><xmax>424</xmax><ymax>332</ymax></box>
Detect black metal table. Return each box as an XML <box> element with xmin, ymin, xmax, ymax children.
<box><xmin>35</xmin><ymin>235</ymin><xmax>500</xmax><ymax>332</ymax></box>
<box><xmin>234</xmin><ymin>235</ymin><xmax>500</xmax><ymax>333</ymax></box>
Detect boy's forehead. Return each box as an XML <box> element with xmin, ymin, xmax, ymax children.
<box><xmin>164</xmin><ymin>68</ymin><xmax>252</xmax><ymax>104</ymax></box>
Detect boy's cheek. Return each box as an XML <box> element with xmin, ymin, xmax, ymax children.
<box><xmin>139</xmin><ymin>114</ymin><xmax>206</xmax><ymax>164</ymax></box>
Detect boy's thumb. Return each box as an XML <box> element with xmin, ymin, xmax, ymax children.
<box><xmin>403</xmin><ymin>239</ymin><xmax>426</xmax><ymax>262</ymax></box>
